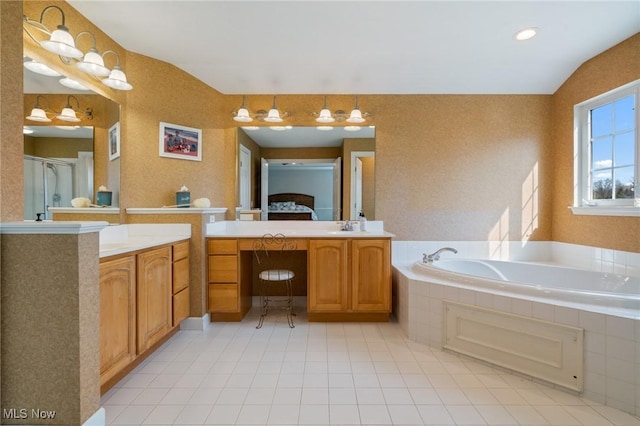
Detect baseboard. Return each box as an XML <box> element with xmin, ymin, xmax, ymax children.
<box><xmin>82</xmin><ymin>407</ymin><xmax>105</xmax><ymax>425</ymax></box>
<box><xmin>180</xmin><ymin>313</ymin><xmax>211</xmax><ymax>330</ymax></box>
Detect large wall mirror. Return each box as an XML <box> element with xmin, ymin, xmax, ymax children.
<box><xmin>23</xmin><ymin>57</ymin><xmax>120</xmax><ymax>220</ymax></box>
<box><xmin>237</xmin><ymin>126</ymin><xmax>375</xmax><ymax>221</ymax></box>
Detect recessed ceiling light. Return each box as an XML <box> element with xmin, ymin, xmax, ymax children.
<box><xmin>515</xmin><ymin>27</ymin><xmax>538</xmax><ymax>41</ymax></box>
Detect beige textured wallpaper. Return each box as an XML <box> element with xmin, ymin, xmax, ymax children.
<box><xmin>8</xmin><ymin>2</ymin><xmax>639</xmax><ymax>252</ymax></box>
<box><xmin>551</xmin><ymin>34</ymin><xmax>640</xmax><ymax>252</ymax></box>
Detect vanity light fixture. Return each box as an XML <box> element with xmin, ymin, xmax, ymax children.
<box><xmin>101</xmin><ymin>50</ymin><xmax>133</xmax><ymax>91</ymax></box>
<box><xmin>24</xmin><ymin>8</ymin><xmax>134</xmax><ymax>91</ymax></box>
<box><xmin>26</xmin><ymin>95</ymin><xmax>52</xmax><ymax>122</ymax></box>
<box><xmin>26</xmin><ymin>5</ymin><xmax>84</xmax><ymax>59</ymax></box>
<box><xmin>346</xmin><ymin>96</ymin><xmax>367</xmax><ymax>123</ymax></box>
<box><xmin>233</xmin><ymin>96</ymin><xmax>253</xmax><ymax>122</ymax></box>
<box><xmin>23</xmin><ymin>58</ymin><xmax>61</xmax><ymax>77</ymax></box>
<box><xmin>264</xmin><ymin>96</ymin><xmax>285</xmax><ymax>123</ymax></box>
<box><xmin>314</xmin><ymin>96</ymin><xmax>335</xmax><ymax>123</ymax></box>
<box><xmin>75</xmin><ymin>31</ymin><xmax>110</xmax><ymax>76</ymax></box>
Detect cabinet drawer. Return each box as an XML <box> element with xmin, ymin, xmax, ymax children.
<box><xmin>208</xmin><ymin>255</ymin><xmax>238</xmax><ymax>283</ymax></box>
<box><xmin>173</xmin><ymin>287</ymin><xmax>189</xmax><ymax>326</ymax></box>
<box><xmin>208</xmin><ymin>283</ymin><xmax>239</xmax><ymax>312</ymax></box>
<box><xmin>172</xmin><ymin>257</ymin><xmax>189</xmax><ymax>293</ymax></box>
<box><xmin>207</xmin><ymin>239</ymin><xmax>237</xmax><ymax>255</ymax></box>
<box><xmin>172</xmin><ymin>240</ymin><xmax>189</xmax><ymax>261</ymax></box>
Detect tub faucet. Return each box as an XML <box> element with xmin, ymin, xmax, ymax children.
<box><xmin>423</xmin><ymin>247</ymin><xmax>458</xmax><ymax>263</ymax></box>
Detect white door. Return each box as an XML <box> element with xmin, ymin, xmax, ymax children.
<box><xmin>239</xmin><ymin>144</ymin><xmax>251</xmax><ymax>210</ymax></box>
<box><xmin>333</xmin><ymin>157</ymin><xmax>341</xmax><ymax>220</ymax></box>
<box><xmin>260</xmin><ymin>158</ymin><xmax>269</xmax><ymax>220</ymax></box>
<box><xmin>353</xmin><ymin>157</ymin><xmax>363</xmax><ymax>220</ymax></box>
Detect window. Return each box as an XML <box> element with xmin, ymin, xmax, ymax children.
<box><xmin>574</xmin><ymin>80</ymin><xmax>639</xmax><ymax>214</ymax></box>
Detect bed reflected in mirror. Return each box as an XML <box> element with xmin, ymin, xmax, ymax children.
<box><xmin>237</xmin><ymin>126</ymin><xmax>375</xmax><ymax>221</ymax></box>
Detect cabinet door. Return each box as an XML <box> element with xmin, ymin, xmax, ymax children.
<box><xmin>100</xmin><ymin>256</ymin><xmax>136</xmax><ymax>386</ymax></box>
<box><xmin>137</xmin><ymin>246</ymin><xmax>172</xmax><ymax>353</ymax></box>
<box><xmin>308</xmin><ymin>239</ymin><xmax>348</xmax><ymax>312</ymax></box>
<box><xmin>351</xmin><ymin>239</ymin><xmax>391</xmax><ymax>312</ymax></box>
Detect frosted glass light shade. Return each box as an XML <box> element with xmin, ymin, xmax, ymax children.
<box><xmin>77</xmin><ymin>49</ymin><xmax>110</xmax><ymax>76</ymax></box>
<box><xmin>316</xmin><ymin>108</ymin><xmax>335</xmax><ymax>123</ymax></box>
<box><xmin>102</xmin><ymin>66</ymin><xmax>133</xmax><ymax>91</ymax></box>
<box><xmin>40</xmin><ymin>27</ymin><xmax>83</xmax><ymax>58</ymax></box>
<box><xmin>234</xmin><ymin>107</ymin><xmax>253</xmax><ymax>122</ymax></box>
<box><xmin>346</xmin><ymin>108</ymin><xmax>365</xmax><ymax>123</ymax></box>
<box><xmin>56</xmin><ymin>107</ymin><xmax>80</xmax><ymax>122</ymax></box>
<box><xmin>23</xmin><ymin>59</ymin><xmax>61</xmax><ymax>77</ymax></box>
<box><xmin>264</xmin><ymin>108</ymin><xmax>283</xmax><ymax>123</ymax></box>
<box><xmin>26</xmin><ymin>108</ymin><xmax>51</xmax><ymax>122</ymax></box>
<box><xmin>59</xmin><ymin>77</ymin><xmax>90</xmax><ymax>91</ymax></box>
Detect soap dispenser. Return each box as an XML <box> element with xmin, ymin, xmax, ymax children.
<box><xmin>358</xmin><ymin>210</ymin><xmax>366</xmax><ymax>231</ymax></box>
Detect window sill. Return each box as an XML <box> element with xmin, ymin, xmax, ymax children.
<box><xmin>570</xmin><ymin>206</ymin><xmax>640</xmax><ymax>217</ymax></box>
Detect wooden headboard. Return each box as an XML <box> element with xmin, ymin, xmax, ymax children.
<box><xmin>268</xmin><ymin>193</ymin><xmax>315</xmax><ymax>210</ymax></box>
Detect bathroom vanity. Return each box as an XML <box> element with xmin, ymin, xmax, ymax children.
<box><xmin>206</xmin><ymin>221</ymin><xmax>394</xmax><ymax>322</ymax></box>
<box><xmin>98</xmin><ymin>224</ymin><xmax>191</xmax><ymax>392</ymax></box>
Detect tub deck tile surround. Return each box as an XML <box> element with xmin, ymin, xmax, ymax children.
<box><xmin>392</xmin><ymin>240</ymin><xmax>640</xmax><ymax>418</ymax></box>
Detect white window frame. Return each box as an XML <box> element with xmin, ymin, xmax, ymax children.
<box><xmin>572</xmin><ymin>79</ymin><xmax>640</xmax><ymax>217</ymax></box>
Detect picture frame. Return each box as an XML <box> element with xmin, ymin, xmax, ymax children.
<box><xmin>108</xmin><ymin>121</ymin><xmax>120</xmax><ymax>161</ymax></box>
<box><xmin>159</xmin><ymin>122</ymin><xmax>202</xmax><ymax>161</ymax></box>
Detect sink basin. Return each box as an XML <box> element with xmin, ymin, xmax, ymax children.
<box><xmin>327</xmin><ymin>231</ymin><xmax>359</xmax><ymax>234</ymax></box>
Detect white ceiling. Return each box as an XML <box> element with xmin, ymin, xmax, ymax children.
<box><xmin>241</xmin><ymin>126</ymin><xmax>375</xmax><ymax>148</ymax></box>
<box><xmin>67</xmin><ymin>0</ymin><xmax>640</xmax><ymax>95</ymax></box>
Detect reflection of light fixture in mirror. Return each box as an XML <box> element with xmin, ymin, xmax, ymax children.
<box><xmin>26</xmin><ymin>95</ymin><xmax>52</xmax><ymax>122</ymax></box>
<box><xmin>314</xmin><ymin>96</ymin><xmax>335</xmax><ymax>123</ymax></box>
<box><xmin>317</xmin><ymin>126</ymin><xmax>333</xmax><ymax>131</ymax></box>
<box><xmin>101</xmin><ymin>50</ymin><xmax>133</xmax><ymax>91</ymax></box>
<box><xmin>59</xmin><ymin>77</ymin><xmax>90</xmax><ymax>91</ymax></box>
<box><xmin>347</xmin><ymin>96</ymin><xmax>367</xmax><ymax>123</ymax></box>
<box><xmin>241</xmin><ymin>126</ymin><xmax>259</xmax><ymax>131</ymax></box>
<box><xmin>269</xmin><ymin>125</ymin><xmax>292</xmax><ymax>131</ymax></box>
<box><xmin>264</xmin><ymin>96</ymin><xmax>286</xmax><ymax>123</ymax></box>
<box><xmin>233</xmin><ymin>96</ymin><xmax>253</xmax><ymax>122</ymax></box>
<box><xmin>23</xmin><ymin>58</ymin><xmax>61</xmax><ymax>77</ymax></box>
<box><xmin>344</xmin><ymin>126</ymin><xmax>362</xmax><ymax>132</ymax></box>
<box><xmin>55</xmin><ymin>95</ymin><xmax>93</xmax><ymax>122</ymax></box>
<box><xmin>23</xmin><ymin>127</ymin><xmax>34</xmax><ymax>135</ymax></box>
<box><xmin>75</xmin><ymin>31</ymin><xmax>110</xmax><ymax>76</ymax></box>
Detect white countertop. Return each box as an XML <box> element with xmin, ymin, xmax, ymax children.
<box><xmin>126</xmin><ymin>207</ymin><xmax>227</xmax><ymax>215</ymax></box>
<box><xmin>206</xmin><ymin>220</ymin><xmax>394</xmax><ymax>238</ymax></box>
<box><xmin>100</xmin><ymin>224</ymin><xmax>191</xmax><ymax>258</ymax></box>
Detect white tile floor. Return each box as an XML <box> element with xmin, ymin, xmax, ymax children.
<box><xmin>102</xmin><ymin>308</ymin><xmax>640</xmax><ymax>426</ymax></box>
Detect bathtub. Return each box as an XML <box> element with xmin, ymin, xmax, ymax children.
<box><xmin>392</xmin><ymin>241</ymin><xmax>640</xmax><ymax>416</ymax></box>
<box><xmin>412</xmin><ymin>258</ymin><xmax>640</xmax><ymax>317</ymax></box>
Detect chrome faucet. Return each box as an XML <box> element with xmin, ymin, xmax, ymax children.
<box><xmin>341</xmin><ymin>220</ymin><xmax>353</xmax><ymax>231</ymax></box>
<box><xmin>423</xmin><ymin>247</ymin><xmax>458</xmax><ymax>263</ymax></box>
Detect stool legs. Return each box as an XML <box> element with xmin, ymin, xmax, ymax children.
<box><xmin>256</xmin><ymin>279</ymin><xmax>295</xmax><ymax>329</ymax></box>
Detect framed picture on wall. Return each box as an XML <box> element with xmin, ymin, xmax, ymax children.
<box><xmin>159</xmin><ymin>122</ymin><xmax>202</xmax><ymax>161</ymax></box>
<box><xmin>108</xmin><ymin>122</ymin><xmax>120</xmax><ymax>161</ymax></box>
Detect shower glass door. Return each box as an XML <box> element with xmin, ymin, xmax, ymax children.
<box><xmin>24</xmin><ymin>155</ymin><xmax>76</xmax><ymax>220</ymax></box>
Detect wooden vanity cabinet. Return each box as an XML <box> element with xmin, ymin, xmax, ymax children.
<box><xmin>99</xmin><ymin>255</ymin><xmax>136</xmax><ymax>387</ymax></box>
<box><xmin>207</xmin><ymin>239</ymin><xmax>242</xmax><ymax>318</ymax></box>
<box><xmin>308</xmin><ymin>239</ymin><xmax>349</xmax><ymax>312</ymax></box>
<box><xmin>172</xmin><ymin>241</ymin><xmax>190</xmax><ymax>326</ymax></box>
<box><xmin>351</xmin><ymin>239</ymin><xmax>391</xmax><ymax>312</ymax></box>
<box><xmin>308</xmin><ymin>238</ymin><xmax>391</xmax><ymax>320</ymax></box>
<box><xmin>137</xmin><ymin>246</ymin><xmax>173</xmax><ymax>353</ymax></box>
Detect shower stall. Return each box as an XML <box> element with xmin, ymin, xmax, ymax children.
<box><xmin>24</xmin><ymin>155</ymin><xmax>76</xmax><ymax>220</ymax></box>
